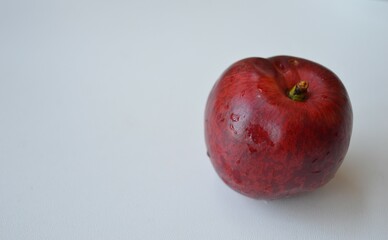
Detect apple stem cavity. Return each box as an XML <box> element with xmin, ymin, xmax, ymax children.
<box><xmin>288</xmin><ymin>81</ymin><xmax>309</xmax><ymax>101</ymax></box>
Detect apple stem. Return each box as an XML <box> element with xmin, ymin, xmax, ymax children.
<box><xmin>288</xmin><ymin>81</ymin><xmax>309</xmax><ymax>101</ymax></box>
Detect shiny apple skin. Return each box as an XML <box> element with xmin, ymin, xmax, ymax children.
<box><xmin>205</xmin><ymin>56</ymin><xmax>353</xmax><ymax>199</ymax></box>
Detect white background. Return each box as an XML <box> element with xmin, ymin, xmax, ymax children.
<box><xmin>1</xmin><ymin>0</ymin><xmax>388</xmax><ymax>239</ymax></box>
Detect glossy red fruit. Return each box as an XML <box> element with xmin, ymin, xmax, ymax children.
<box><xmin>205</xmin><ymin>56</ymin><xmax>353</xmax><ymax>200</ymax></box>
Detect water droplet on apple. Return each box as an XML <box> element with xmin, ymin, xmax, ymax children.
<box><xmin>288</xmin><ymin>59</ymin><xmax>299</xmax><ymax>66</ymax></box>
<box><xmin>229</xmin><ymin>124</ymin><xmax>237</xmax><ymax>134</ymax></box>
<box><xmin>257</xmin><ymin>88</ymin><xmax>263</xmax><ymax>98</ymax></box>
<box><xmin>240</xmin><ymin>90</ymin><xmax>246</xmax><ymax>97</ymax></box>
<box><xmin>230</xmin><ymin>113</ymin><xmax>240</xmax><ymax>122</ymax></box>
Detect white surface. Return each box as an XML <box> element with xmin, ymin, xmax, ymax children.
<box><xmin>1</xmin><ymin>0</ymin><xmax>388</xmax><ymax>239</ymax></box>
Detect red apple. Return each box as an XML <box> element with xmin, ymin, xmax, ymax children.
<box><xmin>204</xmin><ymin>56</ymin><xmax>353</xmax><ymax>199</ymax></box>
